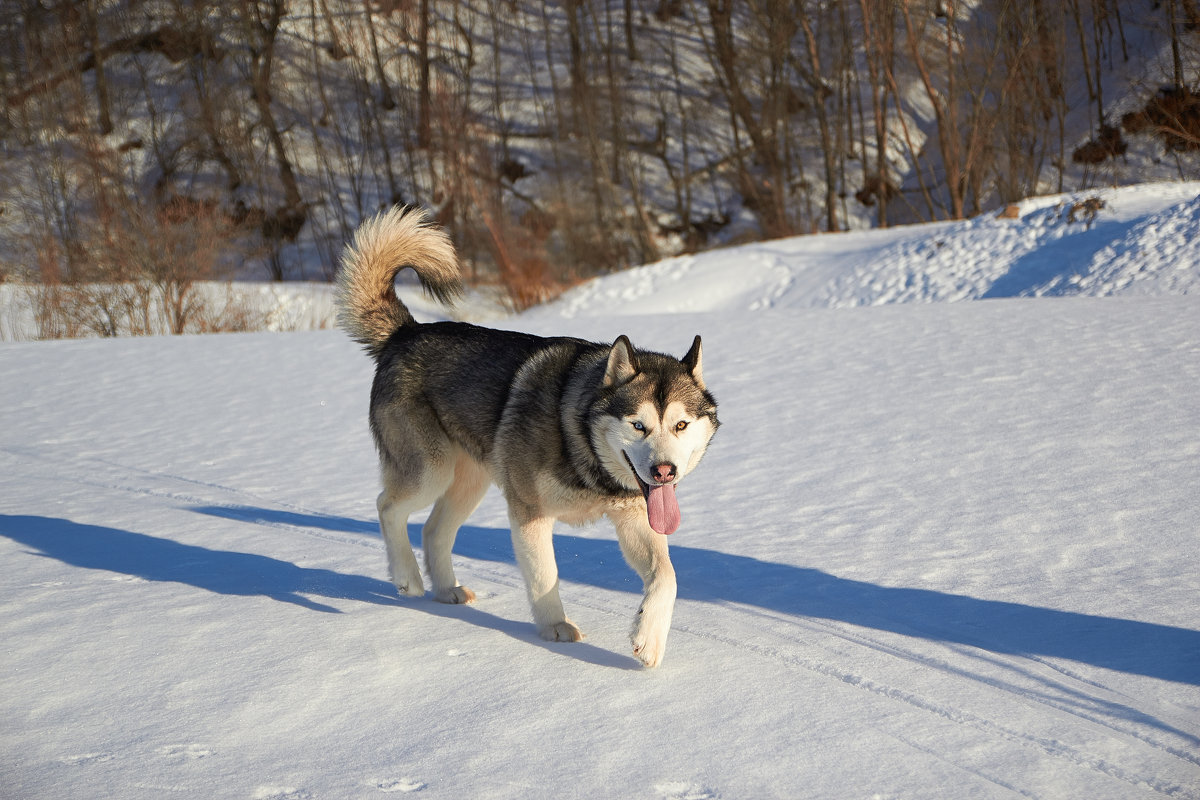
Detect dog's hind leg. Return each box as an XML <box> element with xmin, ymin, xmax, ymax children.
<box><xmin>508</xmin><ymin>510</ymin><xmax>583</xmax><ymax>642</ymax></box>
<box><xmin>423</xmin><ymin>451</ymin><xmax>489</xmax><ymax>604</ymax></box>
<box><xmin>377</xmin><ymin>454</ymin><xmax>453</xmax><ymax>598</ymax></box>
<box><xmin>377</xmin><ymin>485</ymin><xmax>428</xmax><ymax>598</ymax></box>
<box><xmin>611</xmin><ymin>508</ymin><xmax>677</xmax><ymax>667</ymax></box>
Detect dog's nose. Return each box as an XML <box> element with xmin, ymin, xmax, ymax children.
<box><xmin>651</xmin><ymin>463</ymin><xmax>677</xmax><ymax>484</ymax></box>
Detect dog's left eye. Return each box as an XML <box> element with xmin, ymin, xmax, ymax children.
<box><xmin>675</xmin><ymin>420</ymin><xmax>689</xmax><ymax>432</ymax></box>
<box><xmin>631</xmin><ymin>421</ymin><xmax>646</xmax><ymax>432</ymax></box>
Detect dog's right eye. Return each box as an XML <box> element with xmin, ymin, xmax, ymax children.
<box><xmin>631</xmin><ymin>421</ymin><xmax>646</xmax><ymax>432</ymax></box>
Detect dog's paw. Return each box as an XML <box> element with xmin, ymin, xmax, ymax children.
<box><xmin>389</xmin><ymin>562</ymin><xmax>425</xmax><ymax>597</ymax></box>
<box><xmin>631</xmin><ymin>635</ymin><xmax>666</xmax><ymax>668</ymax></box>
<box><xmin>632</xmin><ymin>618</ymin><xmax>670</xmax><ymax>668</ymax></box>
<box><xmin>433</xmin><ymin>585</ymin><xmax>476</xmax><ymax>604</ymax></box>
<box><xmin>392</xmin><ymin>577</ymin><xmax>425</xmax><ymax>598</ymax></box>
<box><xmin>538</xmin><ymin>620</ymin><xmax>585</xmax><ymax>642</ymax></box>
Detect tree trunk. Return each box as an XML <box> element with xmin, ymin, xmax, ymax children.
<box><xmin>417</xmin><ymin>0</ymin><xmax>432</xmax><ymax>147</ymax></box>
<box><xmin>705</xmin><ymin>0</ymin><xmax>790</xmax><ymax>236</ymax></box>
<box><xmin>83</xmin><ymin>0</ymin><xmax>113</xmax><ymax>135</ymax></box>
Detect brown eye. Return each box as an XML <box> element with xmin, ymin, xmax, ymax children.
<box><xmin>675</xmin><ymin>420</ymin><xmax>689</xmax><ymax>432</ymax></box>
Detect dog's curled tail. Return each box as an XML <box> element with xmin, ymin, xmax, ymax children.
<box><xmin>335</xmin><ymin>206</ymin><xmax>462</xmax><ymax>358</ymax></box>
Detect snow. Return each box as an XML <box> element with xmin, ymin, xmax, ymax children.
<box><xmin>3</xmin><ymin>184</ymin><xmax>1200</xmax><ymax>798</ymax></box>
<box><xmin>524</xmin><ymin>182</ymin><xmax>1200</xmax><ymax>318</ymax></box>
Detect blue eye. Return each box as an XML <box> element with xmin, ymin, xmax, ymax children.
<box><xmin>631</xmin><ymin>421</ymin><xmax>646</xmax><ymax>432</ymax></box>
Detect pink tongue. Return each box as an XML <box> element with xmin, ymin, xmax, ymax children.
<box><xmin>646</xmin><ymin>483</ymin><xmax>681</xmax><ymax>535</ymax></box>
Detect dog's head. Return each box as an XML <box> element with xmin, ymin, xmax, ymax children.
<box><xmin>594</xmin><ymin>335</ymin><xmax>719</xmax><ymax>534</ymax></box>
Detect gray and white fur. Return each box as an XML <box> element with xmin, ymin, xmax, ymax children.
<box><xmin>336</xmin><ymin>207</ymin><xmax>719</xmax><ymax>667</ymax></box>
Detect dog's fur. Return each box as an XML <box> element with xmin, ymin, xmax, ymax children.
<box><xmin>335</xmin><ymin>207</ymin><xmax>719</xmax><ymax>667</ymax></box>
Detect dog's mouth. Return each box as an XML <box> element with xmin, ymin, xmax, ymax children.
<box><xmin>622</xmin><ymin>452</ymin><xmax>681</xmax><ymax>535</ymax></box>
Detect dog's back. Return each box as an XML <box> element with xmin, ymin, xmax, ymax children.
<box><xmin>371</xmin><ymin>321</ymin><xmax>595</xmax><ymax>465</ymax></box>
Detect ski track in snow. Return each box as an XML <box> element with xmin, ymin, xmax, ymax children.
<box><xmin>10</xmin><ymin>443</ymin><xmax>1198</xmax><ymax>799</ymax></box>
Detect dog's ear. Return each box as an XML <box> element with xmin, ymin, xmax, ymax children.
<box><xmin>682</xmin><ymin>335</ymin><xmax>705</xmax><ymax>390</ymax></box>
<box><xmin>603</xmin><ymin>335</ymin><xmax>639</xmax><ymax>387</ymax></box>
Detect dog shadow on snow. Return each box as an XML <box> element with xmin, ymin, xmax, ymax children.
<box><xmin>0</xmin><ymin>512</ymin><xmax>631</xmax><ymax>669</ymax></box>
<box><xmin>4</xmin><ymin>509</ymin><xmax>1199</xmax><ymax>687</ymax></box>
<box><xmin>0</xmin><ymin>513</ymin><xmax>400</xmax><ymax>614</ymax></box>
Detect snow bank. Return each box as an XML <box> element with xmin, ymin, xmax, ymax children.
<box><xmin>526</xmin><ymin>182</ymin><xmax>1200</xmax><ymax>319</ymax></box>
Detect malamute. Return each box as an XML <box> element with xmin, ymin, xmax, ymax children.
<box><xmin>335</xmin><ymin>207</ymin><xmax>719</xmax><ymax>667</ymax></box>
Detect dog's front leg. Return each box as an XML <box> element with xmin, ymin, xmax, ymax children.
<box><xmin>612</xmin><ymin>509</ymin><xmax>677</xmax><ymax>667</ymax></box>
<box><xmin>509</xmin><ymin>511</ymin><xmax>584</xmax><ymax>642</ymax></box>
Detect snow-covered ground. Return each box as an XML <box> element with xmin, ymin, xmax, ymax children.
<box><xmin>2</xmin><ymin>184</ymin><xmax>1199</xmax><ymax>798</ymax></box>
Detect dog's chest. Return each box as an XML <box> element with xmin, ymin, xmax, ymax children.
<box><xmin>528</xmin><ymin>474</ymin><xmax>618</xmax><ymax>525</ymax></box>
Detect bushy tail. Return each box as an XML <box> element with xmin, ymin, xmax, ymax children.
<box><xmin>335</xmin><ymin>206</ymin><xmax>462</xmax><ymax>359</ymax></box>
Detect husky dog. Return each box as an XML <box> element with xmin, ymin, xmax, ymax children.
<box><xmin>335</xmin><ymin>207</ymin><xmax>719</xmax><ymax>667</ymax></box>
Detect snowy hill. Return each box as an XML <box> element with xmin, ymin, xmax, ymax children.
<box><xmin>525</xmin><ymin>181</ymin><xmax>1200</xmax><ymax>319</ymax></box>
<box><xmin>9</xmin><ymin>0</ymin><xmax>1199</xmax><ymax>284</ymax></box>
<box><xmin>5</xmin><ymin>181</ymin><xmax>1200</xmax><ymax>341</ymax></box>
<box><xmin>1</xmin><ymin>184</ymin><xmax>1199</xmax><ymax>798</ymax></box>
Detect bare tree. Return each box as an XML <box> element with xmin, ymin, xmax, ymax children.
<box><xmin>702</xmin><ymin>0</ymin><xmax>793</xmax><ymax>236</ymax></box>
<box><xmin>794</xmin><ymin>0</ymin><xmax>840</xmax><ymax>231</ymax></box>
<box><xmin>235</xmin><ymin>0</ymin><xmax>307</xmax><ymax>278</ymax></box>
<box><xmin>856</xmin><ymin>0</ymin><xmax>898</xmax><ymax>226</ymax></box>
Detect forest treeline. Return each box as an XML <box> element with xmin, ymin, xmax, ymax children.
<box><xmin>3</xmin><ymin>0</ymin><xmax>1200</xmax><ymax>321</ymax></box>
